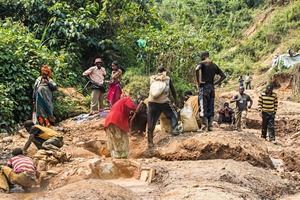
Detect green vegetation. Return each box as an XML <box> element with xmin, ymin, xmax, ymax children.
<box><xmin>0</xmin><ymin>20</ymin><xmax>69</xmax><ymax>132</ymax></box>
<box><xmin>1</xmin><ymin>0</ymin><xmax>300</xmax><ymax>132</ymax></box>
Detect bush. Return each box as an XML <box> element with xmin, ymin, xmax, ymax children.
<box><xmin>0</xmin><ymin>19</ymin><xmax>68</xmax><ymax>131</ymax></box>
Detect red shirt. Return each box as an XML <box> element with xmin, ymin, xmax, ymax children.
<box><xmin>104</xmin><ymin>97</ymin><xmax>137</xmax><ymax>132</ymax></box>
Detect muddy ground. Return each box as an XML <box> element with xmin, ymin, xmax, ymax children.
<box><xmin>1</xmin><ymin>86</ymin><xmax>300</xmax><ymax>200</ymax></box>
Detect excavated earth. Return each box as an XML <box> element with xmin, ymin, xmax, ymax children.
<box><xmin>1</xmin><ymin>87</ymin><xmax>300</xmax><ymax>200</ymax></box>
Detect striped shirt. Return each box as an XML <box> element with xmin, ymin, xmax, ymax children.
<box><xmin>6</xmin><ymin>155</ymin><xmax>36</xmax><ymax>175</ymax></box>
<box><xmin>258</xmin><ymin>92</ymin><xmax>278</xmax><ymax>113</ymax></box>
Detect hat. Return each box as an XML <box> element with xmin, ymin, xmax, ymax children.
<box><xmin>94</xmin><ymin>58</ymin><xmax>103</xmax><ymax>64</ymax></box>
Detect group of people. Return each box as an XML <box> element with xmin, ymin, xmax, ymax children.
<box><xmin>82</xmin><ymin>58</ymin><xmax>123</xmax><ymax>114</ymax></box>
<box><xmin>196</xmin><ymin>52</ymin><xmax>277</xmax><ymax>143</ymax></box>
<box><xmin>0</xmin><ymin>51</ymin><xmax>279</xmax><ymax>193</ymax></box>
<box><xmin>0</xmin><ymin>120</ymin><xmax>65</xmax><ymax>193</ymax></box>
<box><xmin>0</xmin><ymin>64</ymin><xmax>66</xmax><ymax>193</ymax></box>
<box><xmin>238</xmin><ymin>73</ymin><xmax>252</xmax><ymax>89</ymax></box>
<box><xmin>218</xmin><ymin>86</ymin><xmax>253</xmax><ymax>131</ymax></box>
<box><xmin>103</xmin><ymin>51</ymin><xmax>278</xmax><ymax>158</ymax></box>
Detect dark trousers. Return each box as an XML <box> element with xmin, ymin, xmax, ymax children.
<box><xmin>33</xmin><ymin>137</ymin><xmax>63</xmax><ymax>151</ymax></box>
<box><xmin>147</xmin><ymin>102</ymin><xmax>178</xmax><ymax>144</ymax></box>
<box><xmin>261</xmin><ymin>112</ymin><xmax>275</xmax><ymax>140</ymax></box>
<box><xmin>246</xmin><ymin>82</ymin><xmax>251</xmax><ymax>90</ymax></box>
<box><xmin>199</xmin><ymin>84</ymin><xmax>215</xmax><ymax>118</ymax></box>
<box><xmin>218</xmin><ymin>114</ymin><xmax>234</xmax><ymax>125</ymax></box>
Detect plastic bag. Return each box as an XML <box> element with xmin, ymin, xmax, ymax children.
<box><xmin>180</xmin><ymin>102</ymin><xmax>199</xmax><ymax>132</ymax></box>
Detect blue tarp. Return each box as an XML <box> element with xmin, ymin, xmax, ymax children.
<box><xmin>271</xmin><ymin>53</ymin><xmax>300</xmax><ymax>71</ymax></box>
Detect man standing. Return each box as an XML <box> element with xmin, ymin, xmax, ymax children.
<box><xmin>83</xmin><ymin>58</ymin><xmax>106</xmax><ymax>114</ymax></box>
<box><xmin>23</xmin><ymin>120</ymin><xmax>64</xmax><ymax>153</ymax></box>
<box><xmin>230</xmin><ymin>87</ymin><xmax>253</xmax><ymax>131</ymax></box>
<box><xmin>104</xmin><ymin>97</ymin><xmax>136</xmax><ymax>158</ymax></box>
<box><xmin>258</xmin><ymin>85</ymin><xmax>278</xmax><ymax>142</ymax></box>
<box><xmin>238</xmin><ymin>76</ymin><xmax>244</xmax><ymax>87</ymax></box>
<box><xmin>0</xmin><ymin>148</ymin><xmax>37</xmax><ymax>193</ymax></box>
<box><xmin>196</xmin><ymin>51</ymin><xmax>226</xmax><ymax>131</ymax></box>
<box><xmin>147</xmin><ymin>66</ymin><xmax>180</xmax><ymax>148</ymax></box>
<box><xmin>245</xmin><ymin>73</ymin><xmax>252</xmax><ymax>90</ymax></box>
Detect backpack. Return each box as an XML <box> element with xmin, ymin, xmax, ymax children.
<box><xmin>149</xmin><ymin>72</ymin><xmax>167</xmax><ymax>99</ymax></box>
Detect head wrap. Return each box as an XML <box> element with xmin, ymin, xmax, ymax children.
<box><xmin>41</xmin><ymin>65</ymin><xmax>52</xmax><ymax>78</ymax></box>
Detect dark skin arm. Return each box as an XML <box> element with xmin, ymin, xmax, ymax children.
<box><xmin>195</xmin><ymin>64</ymin><xmax>205</xmax><ymax>87</ymax></box>
<box><xmin>23</xmin><ymin>126</ymin><xmax>41</xmax><ymax>152</ymax></box>
<box><xmin>214</xmin><ymin>70</ymin><xmax>226</xmax><ymax>86</ymax></box>
<box><xmin>196</xmin><ymin>66</ymin><xmax>201</xmax><ymax>87</ymax></box>
<box><xmin>230</xmin><ymin>95</ymin><xmax>239</xmax><ymax>103</ymax></box>
<box><xmin>169</xmin><ymin>79</ymin><xmax>177</xmax><ymax>105</ymax></box>
<box><xmin>23</xmin><ymin>134</ymin><xmax>35</xmax><ymax>152</ymax></box>
<box><xmin>248</xmin><ymin>97</ymin><xmax>253</xmax><ymax>109</ymax></box>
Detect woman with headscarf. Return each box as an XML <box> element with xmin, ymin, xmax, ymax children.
<box><xmin>33</xmin><ymin>65</ymin><xmax>57</xmax><ymax>127</ymax></box>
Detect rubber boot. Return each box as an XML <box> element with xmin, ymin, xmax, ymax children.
<box><xmin>207</xmin><ymin>116</ymin><xmax>214</xmax><ymax>131</ymax></box>
<box><xmin>171</xmin><ymin>117</ymin><xmax>180</xmax><ymax>135</ymax></box>
<box><xmin>147</xmin><ymin>131</ymin><xmax>154</xmax><ymax>148</ymax></box>
<box><xmin>201</xmin><ymin>117</ymin><xmax>208</xmax><ymax>131</ymax></box>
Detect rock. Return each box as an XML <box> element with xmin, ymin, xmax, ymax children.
<box><xmin>140</xmin><ymin>170</ymin><xmax>149</xmax><ymax>182</ymax></box>
<box><xmin>37</xmin><ymin>160</ymin><xmax>47</xmax><ymax>171</ymax></box>
<box><xmin>2</xmin><ymin>137</ymin><xmax>12</xmax><ymax>143</ymax></box>
<box><xmin>130</xmin><ymin>160</ymin><xmax>141</xmax><ymax>169</ymax></box>
<box><xmin>47</xmin><ymin>170</ymin><xmax>59</xmax><ymax>174</ymax></box>
<box><xmin>148</xmin><ymin>168</ymin><xmax>156</xmax><ymax>184</ymax></box>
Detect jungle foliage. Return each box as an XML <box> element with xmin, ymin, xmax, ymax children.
<box><xmin>1</xmin><ymin>0</ymin><xmax>300</xmax><ymax>132</ymax></box>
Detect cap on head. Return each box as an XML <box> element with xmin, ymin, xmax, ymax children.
<box><xmin>94</xmin><ymin>58</ymin><xmax>103</xmax><ymax>64</ymax></box>
<box><xmin>12</xmin><ymin>148</ymin><xmax>23</xmax><ymax>156</ymax></box>
<box><xmin>224</xmin><ymin>102</ymin><xmax>229</xmax><ymax>107</ymax></box>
